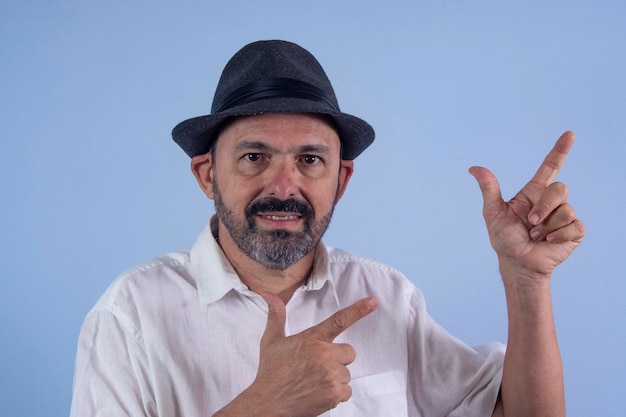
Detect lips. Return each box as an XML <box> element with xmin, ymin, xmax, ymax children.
<box><xmin>258</xmin><ymin>213</ymin><xmax>302</xmax><ymax>221</ymax></box>
<box><xmin>246</xmin><ymin>197</ymin><xmax>313</xmax><ymax>221</ymax></box>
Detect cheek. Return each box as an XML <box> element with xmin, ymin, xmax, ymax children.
<box><xmin>217</xmin><ymin>176</ymin><xmax>265</xmax><ymax>213</ymax></box>
<box><xmin>305</xmin><ymin>180</ymin><xmax>340</xmax><ymax>214</ymax></box>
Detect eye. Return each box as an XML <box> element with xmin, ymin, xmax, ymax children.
<box><xmin>243</xmin><ymin>153</ymin><xmax>263</xmax><ymax>162</ymax></box>
<box><xmin>300</xmin><ymin>154</ymin><xmax>322</xmax><ymax>165</ymax></box>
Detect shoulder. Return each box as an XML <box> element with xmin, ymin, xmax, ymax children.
<box><xmin>323</xmin><ymin>246</ymin><xmax>421</xmax><ymax>302</ymax></box>
<box><xmin>326</xmin><ymin>246</ymin><xmax>406</xmax><ymax>278</ymax></box>
<box><xmin>91</xmin><ymin>249</ymin><xmax>195</xmax><ymax>318</ymax></box>
<box><xmin>77</xmin><ymin>249</ymin><xmax>201</xmax><ymax>354</ymax></box>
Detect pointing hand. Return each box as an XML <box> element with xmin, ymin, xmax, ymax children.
<box><xmin>469</xmin><ymin>131</ymin><xmax>585</xmax><ymax>281</ymax></box>
<box><xmin>252</xmin><ymin>292</ymin><xmax>378</xmax><ymax>417</ymax></box>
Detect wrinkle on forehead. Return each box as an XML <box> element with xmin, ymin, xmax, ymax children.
<box><xmin>216</xmin><ymin>113</ymin><xmax>341</xmax><ymax>156</ymax></box>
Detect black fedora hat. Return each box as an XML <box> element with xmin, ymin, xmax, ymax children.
<box><xmin>172</xmin><ymin>40</ymin><xmax>375</xmax><ymax>160</ymax></box>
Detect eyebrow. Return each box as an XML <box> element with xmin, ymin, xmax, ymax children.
<box><xmin>234</xmin><ymin>140</ymin><xmax>272</xmax><ymax>152</ymax></box>
<box><xmin>234</xmin><ymin>140</ymin><xmax>331</xmax><ymax>155</ymax></box>
<box><xmin>298</xmin><ymin>144</ymin><xmax>331</xmax><ymax>155</ymax></box>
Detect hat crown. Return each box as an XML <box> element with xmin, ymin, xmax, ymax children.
<box><xmin>172</xmin><ymin>39</ymin><xmax>374</xmax><ymax>160</ymax></box>
<box><xmin>211</xmin><ymin>40</ymin><xmax>339</xmax><ymax>114</ymax></box>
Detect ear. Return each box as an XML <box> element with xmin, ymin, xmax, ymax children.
<box><xmin>335</xmin><ymin>160</ymin><xmax>354</xmax><ymax>202</ymax></box>
<box><xmin>191</xmin><ymin>152</ymin><xmax>216</xmax><ymax>200</ymax></box>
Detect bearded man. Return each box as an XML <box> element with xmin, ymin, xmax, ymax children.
<box><xmin>70</xmin><ymin>40</ymin><xmax>585</xmax><ymax>417</ymax></box>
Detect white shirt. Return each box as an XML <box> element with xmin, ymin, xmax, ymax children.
<box><xmin>71</xmin><ymin>217</ymin><xmax>504</xmax><ymax>417</ymax></box>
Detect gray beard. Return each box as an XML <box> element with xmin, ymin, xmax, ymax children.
<box><xmin>212</xmin><ymin>182</ymin><xmax>333</xmax><ymax>271</ymax></box>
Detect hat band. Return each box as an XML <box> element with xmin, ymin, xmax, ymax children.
<box><xmin>212</xmin><ymin>77</ymin><xmax>340</xmax><ymax>114</ymax></box>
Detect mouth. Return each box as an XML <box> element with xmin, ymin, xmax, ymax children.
<box><xmin>255</xmin><ymin>211</ymin><xmax>304</xmax><ymax>229</ymax></box>
<box><xmin>246</xmin><ymin>197</ymin><xmax>313</xmax><ymax>230</ymax></box>
<box><xmin>258</xmin><ymin>212</ymin><xmax>302</xmax><ymax>221</ymax></box>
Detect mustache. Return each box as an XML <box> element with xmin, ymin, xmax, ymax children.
<box><xmin>246</xmin><ymin>197</ymin><xmax>314</xmax><ymax>218</ymax></box>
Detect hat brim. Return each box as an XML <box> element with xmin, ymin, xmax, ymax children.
<box><xmin>172</xmin><ymin>96</ymin><xmax>374</xmax><ymax>160</ymax></box>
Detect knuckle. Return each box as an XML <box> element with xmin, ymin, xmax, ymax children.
<box><xmin>327</xmin><ymin>399</ymin><xmax>340</xmax><ymax>411</ymax></box>
<box><xmin>574</xmin><ymin>219</ymin><xmax>586</xmax><ymax>236</ymax></box>
<box><xmin>534</xmin><ymin>200</ymin><xmax>552</xmax><ymax>214</ymax></box>
<box><xmin>266</xmin><ymin>308</ymin><xmax>282</xmax><ymax>322</ymax></box>
<box><xmin>352</xmin><ymin>300</ymin><xmax>367</xmax><ymax>317</ymax></box>
<box><xmin>344</xmin><ymin>366</ymin><xmax>352</xmax><ymax>383</ymax></box>
<box><xmin>344</xmin><ymin>344</ymin><xmax>357</xmax><ymax>361</ymax></box>
<box><xmin>551</xmin><ymin>181</ymin><xmax>568</xmax><ymax>196</ymax></box>
<box><xmin>563</xmin><ymin>204</ymin><xmax>577</xmax><ymax>222</ymax></box>
<box><xmin>330</xmin><ymin>312</ymin><xmax>348</xmax><ymax>331</ymax></box>
<box><xmin>543</xmin><ymin>159</ymin><xmax>560</xmax><ymax>171</ymax></box>
<box><xmin>339</xmin><ymin>383</ymin><xmax>353</xmax><ymax>403</ymax></box>
<box><xmin>326</xmin><ymin>383</ymin><xmax>351</xmax><ymax>410</ymax></box>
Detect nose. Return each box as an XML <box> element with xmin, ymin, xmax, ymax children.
<box><xmin>266</xmin><ymin>159</ymin><xmax>300</xmax><ymax>200</ymax></box>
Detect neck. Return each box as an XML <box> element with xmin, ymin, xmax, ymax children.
<box><xmin>216</xmin><ymin>223</ymin><xmax>315</xmax><ymax>304</ymax></box>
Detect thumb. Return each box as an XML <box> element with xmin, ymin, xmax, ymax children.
<box><xmin>259</xmin><ymin>292</ymin><xmax>286</xmax><ymax>347</ymax></box>
<box><xmin>468</xmin><ymin>166</ymin><xmax>505</xmax><ymax>218</ymax></box>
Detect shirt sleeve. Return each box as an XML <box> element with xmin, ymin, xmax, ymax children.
<box><xmin>407</xmin><ymin>288</ymin><xmax>505</xmax><ymax>417</ymax></box>
<box><xmin>70</xmin><ymin>306</ymin><xmax>156</xmax><ymax>417</ymax></box>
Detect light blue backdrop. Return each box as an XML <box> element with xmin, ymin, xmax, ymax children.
<box><xmin>2</xmin><ymin>1</ymin><xmax>624</xmax><ymax>416</ymax></box>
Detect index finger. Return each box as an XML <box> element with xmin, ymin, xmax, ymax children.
<box><xmin>527</xmin><ymin>131</ymin><xmax>575</xmax><ymax>188</ymax></box>
<box><xmin>307</xmin><ymin>297</ymin><xmax>378</xmax><ymax>342</ymax></box>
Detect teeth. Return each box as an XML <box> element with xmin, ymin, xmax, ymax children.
<box><xmin>262</xmin><ymin>215</ymin><xmax>299</xmax><ymax>221</ymax></box>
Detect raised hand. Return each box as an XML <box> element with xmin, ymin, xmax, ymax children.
<box><xmin>248</xmin><ymin>293</ymin><xmax>378</xmax><ymax>417</ymax></box>
<box><xmin>469</xmin><ymin>131</ymin><xmax>585</xmax><ymax>281</ymax></box>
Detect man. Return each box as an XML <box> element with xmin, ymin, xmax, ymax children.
<box><xmin>70</xmin><ymin>40</ymin><xmax>585</xmax><ymax>417</ymax></box>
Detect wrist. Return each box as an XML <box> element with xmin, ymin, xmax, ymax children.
<box><xmin>213</xmin><ymin>384</ymin><xmax>284</xmax><ymax>417</ymax></box>
<box><xmin>498</xmin><ymin>257</ymin><xmax>557</xmax><ymax>328</ymax></box>
<box><xmin>498</xmin><ymin>256</ymin><xmax>552</xmax><ymax>289</ymax></box>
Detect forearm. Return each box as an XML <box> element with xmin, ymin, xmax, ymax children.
<box><xmin>498</xmin><ymin>262</ymin><xmax>565</xmax><ymax>417</ymax></box>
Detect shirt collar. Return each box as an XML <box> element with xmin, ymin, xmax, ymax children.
<box><xmin>190</xmin><ymin>215</ymin><xmax>332</xmax><ymax>305</ymax></box>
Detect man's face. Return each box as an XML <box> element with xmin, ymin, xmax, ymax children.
<box><xmin>197</xmin><ymin>113</ymin><xmax>353</xmax><ymax>270</ymax></box>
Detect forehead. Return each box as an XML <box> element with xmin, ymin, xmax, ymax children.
<box><xmin>216</xmin><ymin>113</ymin><xmax>341</xmax><ymax>153</ymax></box>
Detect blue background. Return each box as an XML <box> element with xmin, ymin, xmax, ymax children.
<box><xmin>2</xmin><ymin>1</ymin><xmax>624</xmax><ymax>416</ymax></box>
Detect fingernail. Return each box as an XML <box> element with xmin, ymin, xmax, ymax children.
<box><xmin>530</xmin><ymin>230</ymin><xmax>541</xmax><ymax>240</ymax></box>
<box><xmin>366</xmin><ymin>297</ymin><xmax>378</xmax><ymax>310</ymax></box>
<box><xmin>530</xmin><ymin>214</ymin><xmax>540</xmax><ymax>225</ymax></box>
